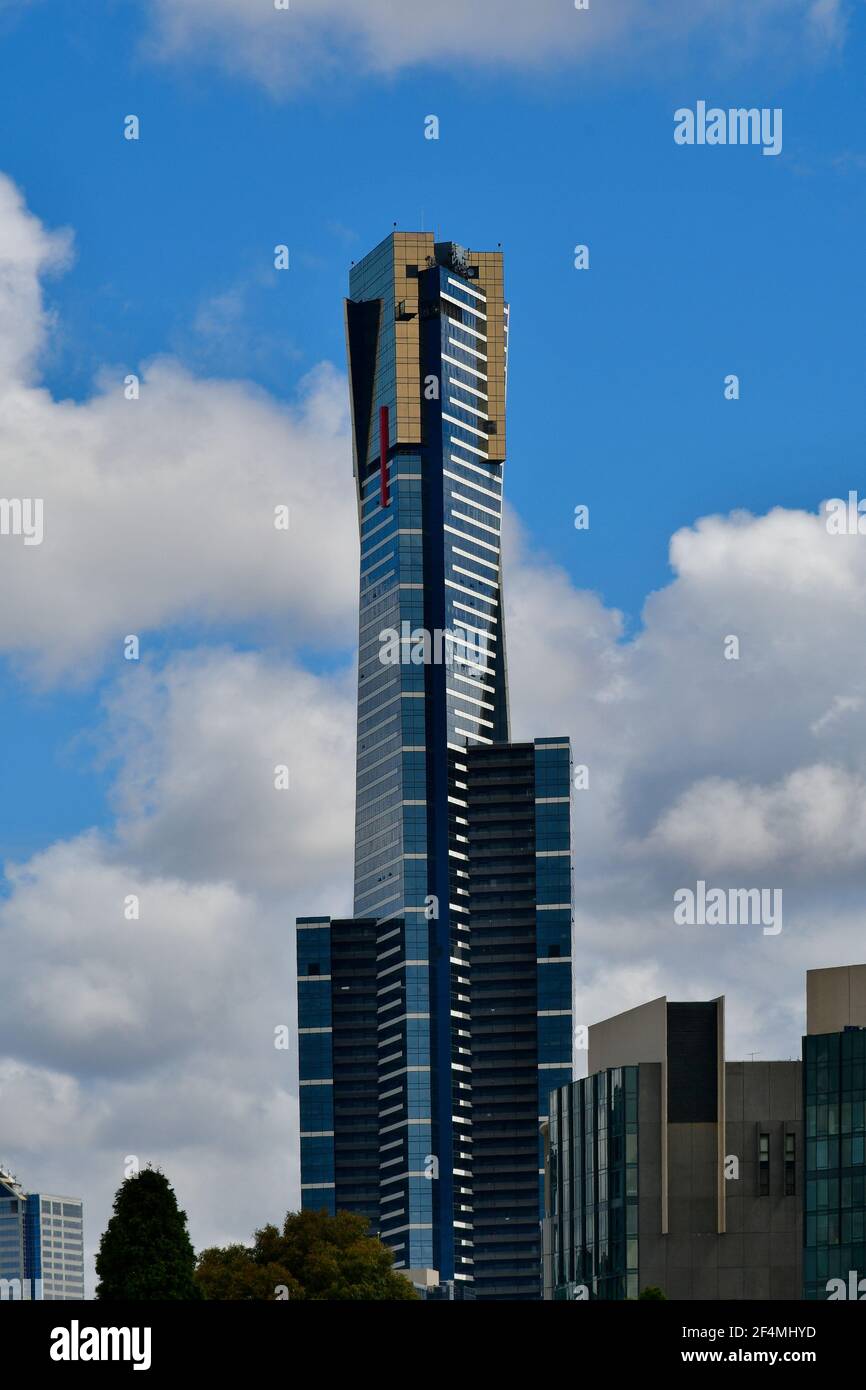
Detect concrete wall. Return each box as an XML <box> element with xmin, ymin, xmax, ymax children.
<box><xmin>722</xmin><ymin>1061</ymin><xmax>801</xmax><ymax>1300</ymax></box>
<box><xmin>637</xmin><ymin>1061</ymin><xmax>801</xmax><ymax>1299</ymax></box>
<box><xmin>806</xmin><ymin>963</ymin><xmax>866</xmax><ymax>1035</ymax></box>
<box><xmin>589</xmin><ymin>996</ymin><xmax>667</xmax><ymax>1074</ymax></box>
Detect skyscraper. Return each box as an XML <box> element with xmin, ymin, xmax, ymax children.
<box><xmin>297</xmin><ymin>233</ymin><xmax>573</xmax><ymax>1298</ymax></box>
<box><xmin>0</xmin><ymin>1165</ymin><xmax>85</xmax><ymax>1300</ymax></box>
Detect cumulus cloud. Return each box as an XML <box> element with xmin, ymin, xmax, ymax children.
<box><xmin>504</xmin><ymin>502</ymin><xmax>866</xmax><ymax>1068</ymax></box>
<box><xmin>649</xmin><ymin>765</ymin><xmax>866</xmax><ymax>872</ymax></box>
<box><xmin>0</xmin><ymin>171</ymin><xmax>362</xmax><ymax>1291</ymax></box>
<box><xmin>0</xmin><ymin>174</ymin><xmax>72</xmax><ymax>383</ymax></box>
<box><xmin>0</xmin><ymin>832</ymin><xmax>303</xmax><ymax>1290</ymax></box>
<box><xmin>0</xmin><ymin>646</ymin><xmax>355</xmax><ymax>1290</ymax></box>
<box><xmin>104</xmin><ymin>648</ymin><xmax>357</xmax><ymax>894</ymax></box>
<box><xmin>0</xmin><ymin>171</ymin><xmax>356</xmax><ymax>684</ymax></box>
<box><xmin>145</xmin><ymin>0</ymin><xmax>847</xmax><ymax>93</ymax></box>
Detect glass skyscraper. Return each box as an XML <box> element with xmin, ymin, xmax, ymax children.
<box><xmin>297</xmin><ymin>233</ymin><xmax>573</xmax><ymax>1297</ymax></box>
<box><xmin>0</xmin><ymin>1165</ymin><xmax>84</xmax><ymax>1300</ymax></box>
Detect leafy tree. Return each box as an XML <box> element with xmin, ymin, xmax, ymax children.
<box><xmin>96</xmin><ymin>1167</ymin><xmax>201</xmax><ymax>1300</ymax></box>
<box><xmin>196</xmin><ymin>1208</ymin><xmax>419</xmax><ymax>1301</ymax></box>
<box><xmin>638</xmin><ymin>1285</ymin><xmax>667</xmax><ymax>1300</ymax></box>
<box><xmin>195</xmin><ymin>1244</ymin><xmax>302</xmax><ymax>1301</ymax></box>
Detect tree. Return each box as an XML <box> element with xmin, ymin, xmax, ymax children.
<box><xmin>195</xmin><ymin>1209</ymin><xmax>419</xmax><ymax>1301</ymax></box>
<box><xmin>638</xmin><ymin>1285</ymin><xmax>667</xmax><ymax>1300</ymax></box>
<box><xmin>96</xmin><ymin>1167</ymin><xmax>201</xmax><ymax>1300</ymax></box>
<box><xmin>195</xmin><ymin>1244</ymin><xmax>302</xmax><ymax>1301</ymax></box>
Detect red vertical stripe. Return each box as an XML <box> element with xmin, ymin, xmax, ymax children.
<box><xmin>379</xmin><ymin>405</ymin><xmax>390</xmax><ymax>508</ymax></box>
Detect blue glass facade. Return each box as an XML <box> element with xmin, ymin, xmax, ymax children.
<box><xmin>297</xmin><ymin>917</ymin><xmax>380</xmax><ymax>1230</ymax></box>
<box><xmin>296</xmin><ymin>233</ymin><xmax>573</xmax><ymax>1294</ymax></box>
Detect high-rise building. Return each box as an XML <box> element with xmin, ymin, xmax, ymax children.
<box><xmin>0</xmin><ymin>1166</ymin><xmax>85</xmax><ymax>1300</ymax></box>
<box><xmin>543</xmin><ymin>995</ymin><xmax>802</xmax><ymax>1300</ymax></box>
<box><xmin>466</xmin><ymin>739</ymin><xmax>573</xmax><ymax>1298</ymax></box>
<box><xmin>296</xmin><ymin>232</ymin><xmax>573</xmax><ymax>1298</ymax></box>
<box><xmin>803</xmin><ymin>963</ymin><xmax>866</xmax><ymax>1301</ymax></box>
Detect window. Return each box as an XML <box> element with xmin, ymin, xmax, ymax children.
<box><xmin>784</xmin><ymin>1132</ymin><xmax>796</xmax><ymax>1196</ymax></box>
<box><xmin>759</xmin><ymin>1133</ymin><xmax>770</xmax><ymax>1196</ymax></box>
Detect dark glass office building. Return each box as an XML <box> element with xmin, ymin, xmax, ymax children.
<box><xmin>467</xmin><ymin>740</ymin><xmax>572</xmax><ymax>1297</ymax></box>
<box><xmin>296</xmin><ymin>233</ymin><xmax>573</xmax><ymax>1297</ymax></box>
<box><xmin>803</xmin><ymin>964</ymin><xmax>866</xmax><ymax>1300</ymax></box>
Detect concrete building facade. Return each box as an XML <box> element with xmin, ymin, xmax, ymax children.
<box><xmin>544</xmin><ymin>995</ymin><xmax>802</xmax><ymax>1299</ymax></box>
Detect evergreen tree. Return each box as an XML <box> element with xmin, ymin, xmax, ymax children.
<box><xmin>96</xmin><ymin>1167</ymin><xmax>201</xmax><ymax>1300</ymax></box>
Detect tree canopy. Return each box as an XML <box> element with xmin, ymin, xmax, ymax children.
<box><xmin>195</xmin><ymin>1208</ymin><xmax>419</xmax><ymax>1301</ymax></box>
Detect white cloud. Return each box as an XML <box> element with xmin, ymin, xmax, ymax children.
<box><xmin>145</xmin><ymin>0</ymin><xmax>846</xmax><ymax>92</ymax></box>
<box><xmin>0</xmin><ymin>831</ymin><xmax>303</xmax><ymax>1290</ymax></box>
<box><xmin>0</xmin><ymin>646</ymin><xmax>355</xmax><ymax>1291</ymax></box>
<box><xmin>0</xmin><ymin>172</ymin><xmax>359</xmax><ymax>1291</ymax></box>
<box><xmin>504</xmin><ymin>503</ymin><xmax>866</xmax><ymax>1070</ymax></box>
<box><xmin>105</xmin><ymin>647</ymin><xmax>357</xmax><ymax>895</ymax></box>
<box><xmin>0</xmin><ymin>171</ymin><xmax>356</xmax><ymax>684</ymax></box>
<box><xmin>0</xmin><ymin>174</ymin><xmax>72</xmax><ymax>384</ymax></box>
<box><xmin>649</xmin><ymin>764</ymin><xmax>866</xmax><ymax>871</ymax></box>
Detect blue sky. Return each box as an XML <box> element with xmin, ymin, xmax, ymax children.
<box><xmin>4</xmin><ymin>0</ymin><xmax>866</xmax><ymax>1267</ymax></box>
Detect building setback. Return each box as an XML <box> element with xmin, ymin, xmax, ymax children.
<box><xmin>467</xmin><ymin>740</ymin><xmax>572</xmax><ymax>1298</ymax></box>
<box><xmin>543</xmin><ymin>995</ymin><xmax>802</xmax><ymax>1299</ymax></box>
<box><xmin>296</xmin><ymin>233</ymin><xmax>573</xmax><ymax>1297</ymax></box>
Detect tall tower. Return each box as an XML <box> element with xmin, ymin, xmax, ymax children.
<box><xmin>297</xmin><ymin>233</ymin><xmax>573</xmax><ymax>1298</ymax></box>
